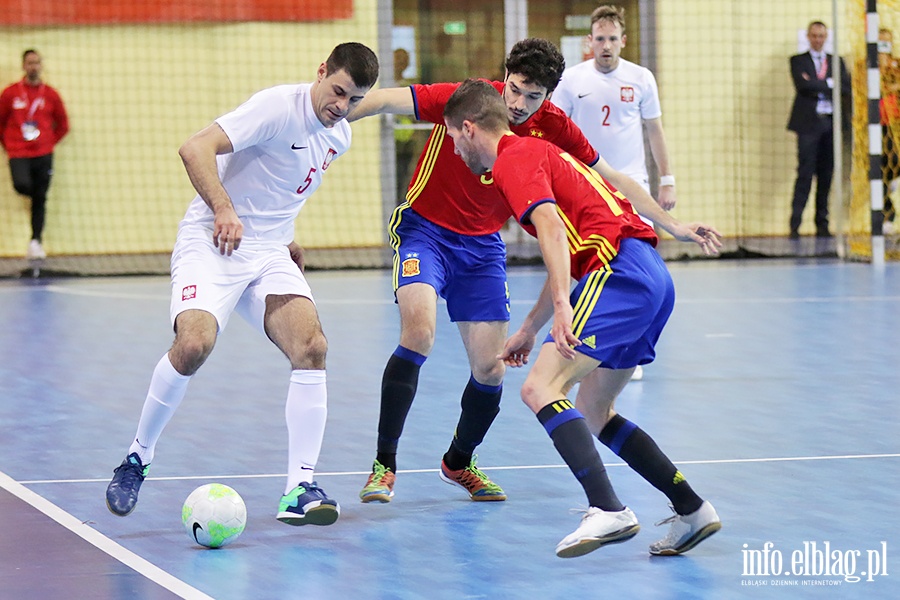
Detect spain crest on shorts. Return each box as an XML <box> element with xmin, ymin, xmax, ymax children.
<box><xmin>401</xmin><ymin>258</ymin><xmax>420</xmax><ymax>277</ymax></box>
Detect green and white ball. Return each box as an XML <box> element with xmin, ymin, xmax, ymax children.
<box><xmin>182</xmin><ymin>483</ymin><xmax>247</xmax><ymax>548</ymax></box>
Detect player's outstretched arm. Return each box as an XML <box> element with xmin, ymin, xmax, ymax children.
<box><xmin>592</xmin><ymin>155</ymin><xmax>675</xmax><ymax>228</ymax></box>
<box><xmin>592</xmin><ymin>155</ymin><xmax>722</xmax><ymax>255</ymax></box>
<box><xmin>347</xmin><ymin>87</ymin><xmax>415</xmax><ymax>122</ymax></box>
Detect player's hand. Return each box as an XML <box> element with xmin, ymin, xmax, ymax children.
<box><xmin>213</xmin><ymin>207</ymin><xmax>243</xmax><ymax>256</ymax></box>
<box><xmin>657</xmin><ymin>185</ymin><xmax>676</xmax><ymax>211</ymax></box>
<box><xmin>287</xmin><ymin>241</ymin><xmax>305</xmax><ymax>271</ymax></box>
<box><xmin>669</xmin><ymin>222</ymin><xmax>723</xmax><ymax>256</ymax></box>
<box><xmin>498</xmin><ymin>329</ymin><xmax>536</xmax><ymax>368</ymax></box>
<box><xmin>550</xmin><ymin>305</ymin><xmax>580</xmax><ymax>360</ymax></box>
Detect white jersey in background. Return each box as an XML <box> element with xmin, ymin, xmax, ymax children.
<box><xmin>551</xmin><ymin>58</ymin><xmax>661</xmax><ymax>190</ymax></box>
<box><xmin>180</xmin><ymin>83</ymin><xmax>351</xmax><ymax>244</ymax></box>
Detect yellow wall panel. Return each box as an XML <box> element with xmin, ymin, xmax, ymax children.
<box><xmin>0</xmin><ymin>0</ymin><xmax>379</xmax><ymax>257</ymax></box>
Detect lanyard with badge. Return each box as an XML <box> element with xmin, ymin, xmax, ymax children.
<box><xmin>19</xmin><ymin>82</ymin><xmax>44</xmax><ymax>142</ymax></box>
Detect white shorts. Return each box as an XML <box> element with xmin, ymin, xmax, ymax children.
<box><xmin>169</xmin><ymin>226</ymin><xmax>313</xmax><ymax>335</ymax></box>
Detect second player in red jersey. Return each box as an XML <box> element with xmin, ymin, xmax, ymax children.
<box><xmin>492</xmin><ymin>135</ymin><xmax>657</xmax><ymax>278</ymax></box>
<box><xmin>444</xmin><ymin>78</ymin><xmax>723</xmax><ymax>560</ymax></box>
<box><xmin>408</xmin><ymin>79</ymin><xmax>596</xmax><ymax>235</ymax></box>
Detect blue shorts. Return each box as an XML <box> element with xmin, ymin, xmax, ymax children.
<box><xmin>544</xmin><ymin>238</ymin><xmax>675</xmax><ymax>368</ymax></box>
<box><xmin>389</xmin><ymin>205</ymin><xmax>510</xmax><ymax>322</ymax></box>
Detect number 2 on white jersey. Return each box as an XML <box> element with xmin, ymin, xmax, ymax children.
<box><xmin>601</xmin><ymin>105</ymin><xmax>611</xmax><ymax>126</ymax></box>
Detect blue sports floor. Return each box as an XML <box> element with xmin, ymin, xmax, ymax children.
<box><xmin>1</xmin><ymin>260</ymin><xmax>898</xmax><ymax>599</ymax></box>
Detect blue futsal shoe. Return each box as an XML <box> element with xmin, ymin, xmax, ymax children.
<box><xmin>106</xmin><ymin>452</ymin><xmax>149</xmax><ymax>516</ymax></box>
<box><xmin>277</xmin><ymin>481</ymin><xmax>340</xmax><ymax>526</ymax></box>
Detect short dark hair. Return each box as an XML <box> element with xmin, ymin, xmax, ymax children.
<box><xmin>808</xmin><ymin>21</ymin><xmax>827</xmax><ymax>32</ymax></box>
<box><xmin>325</xmin><ymin>42</ymin><xmax>379</xmax><ymax>89</ymax></box>
<box><xmin>443</xmin><ymin>79</ymin><xmax>509</xmax><ymax>132</ymax></box>
<box><xmin>22</xmin><ymin>49</ymin><xmax>39</xmax><ymax>61</ymax></box>
<box><xmin>504</xmin><ymin>38</ymin><xmax>565</xmax><ymax>94</ymax></box>
<box><xmin>591</xmin><ymin>5</ymin><xmax>626</xmax><ymax>34</ymax></box>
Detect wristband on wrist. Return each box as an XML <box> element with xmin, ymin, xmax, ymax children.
<box><xmin>659</xmin><ymin>175</ymin><xmax>675</xmax><ymax>187</ymax></box>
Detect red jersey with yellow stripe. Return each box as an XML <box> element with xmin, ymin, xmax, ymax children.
<box><xmin>409</xmin><ymin>80</ymin><xmax>598</xmax><ymax>236</ymax></box>
<box><xmin>492</xmin><ymin>134</ymin><xmax>657</xmax><ymax>279</ymax></box>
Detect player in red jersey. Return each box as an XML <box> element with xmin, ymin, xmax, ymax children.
<box><xmin>351</xmin><ymin>39</ymin><xmax>668</xmax><ymax>505</ymax></box>
<box><xmin>443</xmin><ymin>79</ymin><xmax>723</xmax><ymax>558</ymax></box>
<box><xmin>349</xmin><ymin>39</ymin><xmax>587</xmax><ymax>502</ymax></box>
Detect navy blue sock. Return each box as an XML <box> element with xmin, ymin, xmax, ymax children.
<box><xmin>375</xmin><ymin>346</ymin><xmax>427</xmax><ymax>472</ymax></box>
<box><xmin>444</xmin><ymin>375</ymin><xmax>502</xmax><ymax>470</ymax></box>
<box><xmin>599</xmin><ymin>414</ymin><xmax>703</xmax><ymax>515</ymax></box>
<box><xmin>537</xmin><ymin>400</ymin><xmax>624</xmax><ymax>511</ymax></box>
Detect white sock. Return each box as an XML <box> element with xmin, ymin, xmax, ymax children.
<box><xmin>284</xmin><ymin>369</ymin><xmax>328</xmax><ymax>495</ymax></box>
<box><xmin>128</xmin><ymin>353</ymin><xmax>191</xmax><ymax>465</ymax></box>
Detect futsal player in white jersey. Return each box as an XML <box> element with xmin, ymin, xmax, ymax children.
<box><xmin>553</xmin><ymin>5</ymin><xmax>677</xmax><ymax>381</ymax></box>
<box><xmin>105</xmin><ymin>43</ymin><xmax>379</xmax><ymax>527</ymax></box>
<box><xmin>552</xmin><ymin>5</ymin><xmax>675</xmax><ymax>212</ymax></box>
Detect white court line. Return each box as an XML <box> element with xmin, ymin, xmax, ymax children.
<box><xmin>0</xmin><ymin>470</ymin><xmax>212</xmax><ymax>600</ymax></box>
<box><xmin>21</xmin><ymin>289</ymin><xmax>900</xmax><ymax>306</ymax></box>
<box><xmin>43</xmin><ymin>285</ymin><xmax>169</xmax><ymax>300</ymax></box>
<box><xmin>6</xmin><ymin>280</ymin><xmax>900</xmax><ymax>305</ymax></box>
<box><xmin>18</xmin><ymin>452</ymin><xmax>900</xmax><ymax>485</ymax></box>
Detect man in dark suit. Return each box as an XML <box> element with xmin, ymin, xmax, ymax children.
<box><xmin>787</xmin><ymin>21</ymin><xmax>851</xmax><ymax>238</ymax></box>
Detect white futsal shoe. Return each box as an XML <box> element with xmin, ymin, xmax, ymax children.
<box><xmin>649</xmin><ymin>500</ymin><xmax>721</xmax><ymax>556</ymax></box>
<box><xmin>555</xmin><ymin>506</ymin><xmax>640</xmax><ymax>558</ymax></box>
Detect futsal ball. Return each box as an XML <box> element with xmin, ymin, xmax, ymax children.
<box><xmin>182</xmin><ymin>483</ymin><xmax>247</xmax><ymax>548</ymax></box>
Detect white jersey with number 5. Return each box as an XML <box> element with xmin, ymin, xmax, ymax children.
<box><xmin>180</xmin><ymin>83</ymin><xmax>350</xmax><ymax>244</ymax></box>
<box><xmin>551</xmin><ymin>58</ymin><xmax>661</xmax><ymax>189</ymax></box>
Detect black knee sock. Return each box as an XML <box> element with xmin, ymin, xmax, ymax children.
<box><xmin>598</xmin><ymin>414</ymin><xmax>703</xmax><ymax>515</ymax></box>
<box><xmin>443</xmin><ymin>375</ymin><xmax>502</xmax><ymax>470</ymax></box>
<box><xmin>537</xmin><ymin>400</ymin><xmax>624</xmax><ymax>511</ymax></box>
<box><xmin>375</xmin><ymin>347</ymin><xmax>427</xmax><ymax>472</ymax></box>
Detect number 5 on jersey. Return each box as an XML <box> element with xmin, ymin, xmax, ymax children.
<box><xmin>297</xmin><ymin>167</ymin><xmax>316</xmax><ymax>194</ymax></box>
